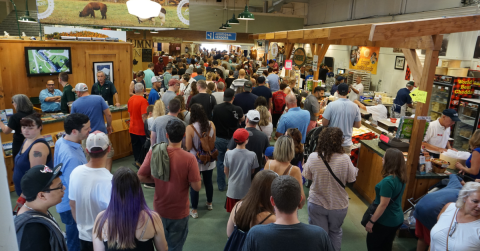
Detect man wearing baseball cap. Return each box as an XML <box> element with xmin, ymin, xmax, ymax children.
<box><xmin>224</xmin><ymin>128</ymin><xmax>259</xmax><ymax>212</ymax></box>
<box><xmin>392</xmin><ymin>81</ymin><xmax>415</xmax><ymax>118</ymax></box>
<box><xmin>330</xmin><ymin>76</ymin><xmax>345</xmax><ymax>96</ymax></box>
<box><xmin>69</xmin><ymin>132</ymin><xmax>113</xmax><ymax>250</ymax></box>
<box><xmin>71</xmin><ymin>83</ymin><xmax>115</xmax><ymax>171</ymax></box>
<box><xmin>162</xmin><ymin>79</ymin><xmax>181</xmax><ymax>114</ymax></box>
<box><xmin>15</xmin><ymin>164</ymin><xmax>67</xmax><ymax>251</ymax></box>
<box><xmin>227</xmin><ymin>110</ymin><xmax>269</xmax><ymax>177</ymax></box>
<box><xmin>212</xmin><ymin>88</ymin><xmax>245</xmax><ymax>191</ymax></box>
<box><xmin>233</xmin><ymin>81</ymin><xmax>258</xmax><ymax>127</ymax></box>
<box><xmin>322</xmin><ymin>83</ymin><xmax>361</xmax><ymax>154</ymax></box>
<box><xmin>148</xmin><ymin>76</ymin><xmax>162</xmax><ymax>105</ymax></box>
<box><xmin>252</xmin><ymin>77</ymin><xmax>273</xmax><ymax>109</ymax></box>
<box><xmin>423</xmin><ymin>109</ymin><xmax>459</xmax><ymax>158</ymax></box>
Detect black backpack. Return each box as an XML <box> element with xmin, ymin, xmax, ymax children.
<box><xmin>304</xmin><ymin>126</ymin><xmax>324</xmax><ymax>162</ymax></box>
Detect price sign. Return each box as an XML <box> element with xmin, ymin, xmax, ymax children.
<box><xmin>410</xmin><ymin>89</ymin><xmax>428</xmax><ymax>103</ymax></box>
<box><xmin>285</xmin><ymin>60</ymin><xmax>293</xmax><ymax>70</ymax></box>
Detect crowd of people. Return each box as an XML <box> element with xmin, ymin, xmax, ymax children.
<box><xmin>11</xmin><ymin>50</ymin><xmax>480</xmax><ymax>251</ymax></box>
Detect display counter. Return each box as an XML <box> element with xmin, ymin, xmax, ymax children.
<box><xmin>354</xmin><ymin>139</ymin><xmax>454</xmax><ymax>208</ymax></box>
<box><xmin>2</xmin><ymin>105</ymin><xmax>132</xmax><ymax>192</ymax></box>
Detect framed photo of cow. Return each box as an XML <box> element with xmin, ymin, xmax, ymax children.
<box><xmin>394</xmin><ymin>56</ymin><xmax>405</xmax><ymax>70</ymax></box>
<box><xmin>93</xmin><ymin>61</ymin><xmax>114</xmax><ymax>84</ymax></box>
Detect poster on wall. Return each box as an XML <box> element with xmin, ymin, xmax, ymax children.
<box><xmin>44</xmin><ymin>26</ymin><xmax>126</xmax><ymax>41</ymax></box>
<box><xmin>421</xmin><ymin>34</ymin><xmax>449</xmax><ymax>56</ymax></box>
<box><xmin>36</xmin><ymin>0</ymin><xmax>189</xmax><ymax>29</ymax></box>
<box><xmin>93</xmin><ymin>61</ymin><xmax>113</xmax><ymax>83</ymax></box>
<box><xmin>348</xmin><ymin>46</ymin><xmax>380</xmax><ymax>74</ymax></box>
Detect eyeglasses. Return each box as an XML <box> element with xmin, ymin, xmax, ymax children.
<box><xmin>43</xmin><ymin>182</ymin><xmax>64</xmax><ymax>192</ymax></box>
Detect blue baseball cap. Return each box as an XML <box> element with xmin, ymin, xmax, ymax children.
<box><xmin>265</xmin><ymin>146</ymin><xmax>274</xmax><ymax>158</ymax></box>
<box><xmin>442</xmin><ymin>109</ymin><xmax>460</xmax><ymax>121</ymax></box>
<box><xmin>336</xmin><ymin>76</ymin><xmax>345</xmax><ymax>81</ymax></box>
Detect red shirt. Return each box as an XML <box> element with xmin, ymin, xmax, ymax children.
<box><xmin>128</xmin><ymin>95</ymin><xmax>149</xmax><ymax>135</ymax></box>
<box><xmin>138</xmin><ymin>148</ymin><xmax>201</xmax><ymax>219</ymax></box>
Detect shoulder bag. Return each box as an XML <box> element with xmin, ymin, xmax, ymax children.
<box><xmin>318</xmin><ymin>152</ymin><xmax>345</xmax><ymax>188</ymax></box>
<box><xmin>361</xmin><ymin>182</ymin><xmax>405</xmax><ymax>227</ymax></box>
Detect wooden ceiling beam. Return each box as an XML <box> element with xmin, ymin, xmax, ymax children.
<box><xmin>304</xmin><ymin>28</ymin><xmax>329</xmax><ymax>39</ymax></box>
<box><xmin>328</xmin><ymin>24</ymin><xmax>372</xmax><ymax>39</ymax></box>
<box><xmin>369</xmin><ymin>14</ymin><xmax>480</xmax><ymax>41</ymax></box>
<box><xmin>275</xmin><ymin>31</ymin><xmax>288</xmax><ymax>39</ymax></box>
<box><xmin>402</xmin><ymin>48</ymin><xmax>423</xmax><ymax>82</ymax></box>
<box><xmin>287</xmin><ymin>30</ymin><xmax>304</xmax><ymax>39</ymax></box>
<box><xmin>258</xmin><ymin>34</ymin><xmax>266</xmax><ymax>39</ymax></box>
<box><xmin>266</xmin><ymin>33</ymin><xmax>275</xmax><ymax>40</ymax></box>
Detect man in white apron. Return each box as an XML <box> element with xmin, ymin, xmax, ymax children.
<box><xmin>392</xmin><ymin>81</ymin><xmax>415</xmax><ymax>118</ymax></box>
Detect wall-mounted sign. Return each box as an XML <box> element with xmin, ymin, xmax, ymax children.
<box><xmin>312</xmin><ymin>55</ymin><xmax>319</xmax><ymax>71</ymax></box>
<box><xmin>206</xmin><ymin>31</ymin><xmax>237</xmax><ymax>41</ymax></box>
<box><xmin>349</xmin><ymin>46</ymin><xmax>380</xmax><ymax>74</ymax></box>
<box><xmin>285</xmin><ymin>60</ymin><xmax>293</xmax><ymax>70</ymax></box>
<box><xmin>271</xmin><ymin>43</ymin><xmax>278</xmax><ymax>57</ymax></box>
<box><xmin>142</xmin><ymin>49</ymin><xmax>152</xmax><ymax>62</ymax></box>
<box><xmin>293</xmin><ymin>48</ymin><xmax>306</xmax><ymax>67</ymax></box>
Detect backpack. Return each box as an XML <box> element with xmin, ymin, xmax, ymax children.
<box><xmin>191</xmin><ymin>122</ymin><xmax>219</xmax><ymax>165</ymax></box>
<box><xmin>272</xmin><ymin>91</ymin><xmax>286</xmax><ymax>114</ymax></box>
<box><xmin>304</xmin><ymin>126</ymin><xmax>325</xmax><ymax>161</ymax></box>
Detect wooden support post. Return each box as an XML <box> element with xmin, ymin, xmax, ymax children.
<box><xmin>284</xmin><ymin>42</ymin><xmax>295</xmax><ymax>77</ymax></box>
<box><xmin>312</xmin><ymin>43</ymin><xmax>330</xmax><ymax>89</ymax></box>
<box><xmin>403</xmin><ymin>35</ymin><xmax>442</xmax><ymax>207</ymax></box>
<box><xmin>402</xmin><ymin>49</ymin><xmax>423</xmax><ymax>82</ymax></box>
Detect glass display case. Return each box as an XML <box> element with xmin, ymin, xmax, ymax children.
<box><xmin>428</xmin><ymin>82</ymin><xmax>452</xmax><ymax>121</ymax></box>
<box><xmin>452</xmin><ymin>98</ymin><xmax>480</xmax><ymax>151</ymax></box>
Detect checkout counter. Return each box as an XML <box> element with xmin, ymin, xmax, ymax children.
<box><xmin>2</xmin><ymin>105</ymin><xmax>132</xmax><ymax>192</ymax></box>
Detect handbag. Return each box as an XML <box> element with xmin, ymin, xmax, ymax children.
<box><xmin>361</xmin><ymin>182</ymin><xmax>405</xmax><ymax>227</ymax></box>
<box><xmin>318</xmin><ymin>152</ymin><xmax>345</xmax><ymax>188</ymax></box>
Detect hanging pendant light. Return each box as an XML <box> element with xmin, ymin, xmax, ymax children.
<box><xmin>224</xmin><ymin>2</ymin><xmax>232</xmax><ymax>28</ymax></box>
<box><xmin>219</xmin><ymin>24</ymin><xmax>227</xmax><ymax>30</ymax></box>
<box><xmin>238</xmin><ymin>5</ymin><xmax>254</xmax><ymax>20</ymax></box>
<box><xmin>228</xmin><ymin>0</ymin><xmax>239</xmax><ymax>25</ymax></box>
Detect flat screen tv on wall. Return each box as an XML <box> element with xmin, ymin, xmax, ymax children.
<box><xmin>24</xmin><ymin>47</ymin><xmax>73</xmax><ymax>76</ymax></box>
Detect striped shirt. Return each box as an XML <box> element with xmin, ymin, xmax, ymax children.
<box><xmin>302</xmin><ymin>152</ymin><xmax>358</xmax><ymax>210</ymax></box>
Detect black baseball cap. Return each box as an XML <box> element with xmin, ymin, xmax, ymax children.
<box><xmin>257</xmin><ymin>76</ymin><xmax>266</xmax><ymax>84</ymax></box>
<box><xmin>224</xmin><ymin>88</ymin><xmax>235</xmax><ymax>102</ymax></box>
<box><xmin>443</xmin><ymin>109</ymin><xmax>461</xmax><ymax>121</ymax></box>
<box><xmin>338</xmin><ymin>83</ymin><xmax>349</xmax><ymax>96</ymax></box>
<box><xmin>244</xmin><ymin>81</ymin><xmax>253</xmax><ymax>91</ymax></box>
<box><xmin>21</xmin><ymin>164</ymin><xmax>63</xmax><ymax>201</ymax></box>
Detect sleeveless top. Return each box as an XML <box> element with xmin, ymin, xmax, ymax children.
<box><xmin>189</xmin><ymin>122</ymin><xmax>215</xmax><ymax>172</ymax></box>
<box><xmin>267</xmin><ymin>161</ymin><xmax>293</xmax><ymax>176</ymax></box>
<box><xmin>13</xmin><ymin>138</ymin><xmax>53</xmax><ymax>196</ymax></box>
<box><xmin>132</xmin><ymin>79</ymin><xmax>146</xmax><ymax>95</ymax></box>
<box><xmin>104</xmin><ymin>217</ymin><xmax>154</xmax><ymax>251</ymax></box>
<box><xmin>466</xmin><ymin>147</ymin><xmax>480</xmax><ymax>180</ymax></box>
<box><xmin>223</xmin><ymin>203</ymin><xmax>273</xmax><ymax>251</ymax></box>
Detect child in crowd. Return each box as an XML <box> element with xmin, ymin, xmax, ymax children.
<box><xmin>265</xmin><ymin>146</ymin><xmax>274</xmax><ymax>162</ymax></box>
<box><xmin>224</xmin><ymin>128</ymin><xmax>259</xmax><ymax>213</ymax></box>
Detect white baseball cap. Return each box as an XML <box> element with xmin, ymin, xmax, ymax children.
<box><xmin>74</xmin><ymin>83</ymin><xmax>88</xmax><ymax>92</ymax></box>
<box><xmin>86</xmin><ymin>132</ymin><xmax>109</xmax><ymax>153</ymax></box>
<box><xmin>151</xmin><ymin>76</ymin><xmax>159</xmax><ymax>83</ymax></box>
<box><xmin>246</xmin><ymin>110</ymin><xmax>260</xmax><ymax>123</ymax></box>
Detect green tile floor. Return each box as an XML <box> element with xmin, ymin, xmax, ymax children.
<box><xmin>10</xmin><ymin>155</ymin><xmax>418</xmax><ymax>251</ymax></box>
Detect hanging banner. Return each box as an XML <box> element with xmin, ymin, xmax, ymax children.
<box><xmin>312</xmin><ymin>55</ymin><xmax>319</xmax><ymax>71</ymax></box>
<box><xmin>349</xmin><ymin>46</ymin><xmax>380</xmax><ymax>74</ymax></box>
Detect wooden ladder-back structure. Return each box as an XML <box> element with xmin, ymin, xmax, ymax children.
<box><xmin>251</xmin><ymin>14</ymin><xmax>480</xmax><ymax>208</ymax></box>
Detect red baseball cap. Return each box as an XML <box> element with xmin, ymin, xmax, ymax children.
<box><xmin>233</xmin><ymin>128</ymin><xmax>252</xmax><ymax>143</ymax></box>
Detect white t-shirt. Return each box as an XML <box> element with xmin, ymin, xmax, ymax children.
<box><xmin>349</xmin><ymin>83</ymin><xmax>364</xmax><ymax>101</ymax></box>
<box><xmin>212</xmin><ymin>91</ymin><xmax>224</xmax><ymax>105</ymax></box>
<box><xmin>366</xmin><ymin>104</ymin><xmax>387</xmax><ymax>124</ymax></box>
<box><xmin>147</xmin><ymin>117</ymin><xmax>154</xmax><ymax>131</ymax></box>
<box><xmin>423</xmin><ymin>119</ymin><xmax>451</xmax><ymax>154</ymax></box>
<box><xmin>68</xmin><ymin>165</ymin><xmax>113</xmax><ymax>241</ymax></box>
<box><xmin>430</xmin><ymin>203</ymin><xmax>480</xmax><ymax>251</ymax></box>
<box><xmin>256</xmin><ymin>123</ymin><xmax>273</xmax><ymax>141</ymax></box>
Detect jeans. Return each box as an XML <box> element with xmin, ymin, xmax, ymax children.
<box><xmin>366</xmin><ymin>222</ymin><xmax>401</xmax><ymax>251</ymax></box>
<box><xmin>190</xmin><ymin>169</ymin><xmax>213</xmax><ymax>209</ymax></box>
<box><xmin>130</xmin><ymin>133</ymin><xmax>146</xmax><ymax>163</ymax></box>
<box><xmin>308</xmin><ymin>202</ymin><xmax>348</xmax><ymax>251</ymax></box>
<box><xmin>161</xmin><ymin>216</ymin><xmax>189</xmax><ymax>251</ymax></box>
<box><xmin>215</xmin><ymin>137</ymin><xmax>230</xmax><ymax>191</ymax></box>
<box><xmin>59</xmin><ymin>210</ymin><xmax>81</xmax><ymax>251</ymax></box>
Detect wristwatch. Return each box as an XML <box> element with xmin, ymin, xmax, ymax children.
<box><xmin>369</xmin><ymin>219</ymin><xmax>375</xmax><ymax>224</ymax></box>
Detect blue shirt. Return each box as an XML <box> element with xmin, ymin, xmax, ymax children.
<box><xmin>148</xmin><ymin>88</ymin><xmax>161</xmax><ymax>105</ymax></box>
<box><xmin>276</xmin><ymin>107</ymin><xmax>310</xmax><ymax>144</ymax></box>
<box><xmin>393</xmin><ymin>88</ymin><xmax>412</xmax><ymax>112</ymax></box>
<box><xmin>323</xmin><ymin>98</ymin><xmax>361</xmax><ymax>146</ymax></box>
<box><xmin>306</xmin><ymin>74</ymin><xmax>314</xmax><ymax>80</ymax></box>
<box><xmin>54</xmin><ymin>137</ymin><xmax>87</xmax><ymax>213</ymax></box>
<box><xmin>194</xmin><ymin>75</ymin><xmax>206</xmax><ymax>81</ymax></box>
<box><xmin>466</xmin><ymin>147</ymin><xmax>480</xmax><ymax>179</ymax></box>
<box><xmin>413</xmin><ymin>174</ymin><xmax>463</xmax><ymax>229</ymax></box>
<box><xmin>266</xmin><ymin>74</ymin><xmax>280</xmax><ymax>92</ymax></box>
<box><xmin>71</xmin><ymin>95</ymin><xmax>109</xmax><ymax>133</ymax></box>
<box><xmin>252</xmin><ymin>86</ymin><xmax>273</xmax><ymax>108</ymax></box>
<box><xmin>330</xmin><ymin>84</ymin><xmax>338</xmax><ymax>96</ymax></box>
<box><xmin>39</xmin><ymin>89</ymin><xmax>63</xmax><ymax>112</ymax></box>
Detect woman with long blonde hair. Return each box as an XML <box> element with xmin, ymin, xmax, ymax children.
<box><xmin>147</xmin><ymin>100</ymin><xmax>165</xmax><ymax>132</ymax></box>
<box><xmin>255</xmin><ymin>106</ymin><xmax>273</xmax><ymax>141</ymax></box>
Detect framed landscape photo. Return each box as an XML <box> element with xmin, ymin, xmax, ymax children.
<box><xmin>93</xmin><ymin>61</ymin><xmax>114</xmax><ymax>83</ymax></box>
<box><xmin>395</xmin><ymin>56</ymin><xmax>405</xmax><ymax>70</ymax></box>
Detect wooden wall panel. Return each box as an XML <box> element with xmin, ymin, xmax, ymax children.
<box><xmin>0</xmin><ymin>40</ymin><xmax>133</xmax><ymax>110</ymax></box>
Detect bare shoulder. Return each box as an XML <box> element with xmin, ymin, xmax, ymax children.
<box><xmin>31</xmin><ymin>142</ymin><xmax>49</xmax><ymax>152</ymax></box>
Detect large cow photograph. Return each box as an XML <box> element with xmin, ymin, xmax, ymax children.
<box><xmin>36</xmin><ymin>0</ymin><xmax>189</xmax><ymax>28</ymax></box>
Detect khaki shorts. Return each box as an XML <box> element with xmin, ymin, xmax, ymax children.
<box><xmin>81</xmin><ymin>137</ymin><xmax>115</xmax><ymax>160</ymax></box>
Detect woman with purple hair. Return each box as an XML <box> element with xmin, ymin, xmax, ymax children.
<box><xmin>92</xmin><ymin>167</ymin><xmax>168</xmax><ymax>251</ymax></box>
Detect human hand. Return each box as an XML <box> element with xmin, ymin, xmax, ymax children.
<box><xmin>365</xmin><ymin>221</ymin><xmax>374</xmax><ymax>233</ymax></box>
<box><xmin>441</xmin><ymin>148</ymin><xmax>448</xmax><ymax>153</ymax></box>
<box><xmin>451</xmin><ymin>148</ymin><xmax>458</xmax><ymax>152</ymax></box>
<box><xmin>115</xmin><ymin>103</ymin><xmax>121</xmax><ymax>107</ymax></box>
<box><xmin>455</xmin><ymin>162</ymin><xmax>464</xmax><ymax>170</ymax></box>
<box><xmin>106</xmin><ymin>126</ymin><xmax>113</xmax><ymax>135</ymax></box>
<box><xmin>475</xmin><ymin>179</ymin><xmax>480</xmax><ymax>182</ymax></box>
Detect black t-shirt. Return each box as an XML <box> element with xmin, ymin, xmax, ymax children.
<box><xmin>178</xmin><ymin>68</ymin><xmax>186</xmax><ymax>76</ymax></box>
<box><xmin>252</xmin><ymin>86</ymin><xmax>273</xmax><ymax>109</ymax></box>
<box><xmin>20</xmin><ymin>222</ymin><xmax>51</xmax><ymax>251</ymax></box>
<box><xmin>91</xmin><ymin>81</ymin><xmax>118</xmax><ymax>106</ymax></box>
<box><xmin>225</xmin><ymin>77</ymin><xmax>236</xmax><ymax>89</ymax></box>
<box><xmin>319</xmin><ymin>69</ymin><xmax>329</xmax><ymax>82</ymax></box>
<box><xmin>233</xmin><ymin>92</ymin><xmax>258</xmax><ymax>127</ymax></box>
<box><xmin>8</xmin><ymin>110</ymin><xmax>34</xmax><ymax>157</ymax></box>
<box><xmin>190</xmin><ymin>93</ymin><xmax>217</xmax><ymax>120</ymax></box>
<box><xmin>291</xmin><ymin>152</ymin><xmax>304</xmax><ymax>166</ymax></box>
<box><xmin>227</xmin><ymin>127</ymin><xmax>269</xmax><ymax>169</ymax></box>
<box><xmin>212</xmin><ymin>102</ymin><xmax>244</xmax><ymax>139</ymax></box>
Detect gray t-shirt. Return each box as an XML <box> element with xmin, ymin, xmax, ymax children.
<box><xmin>322</xmin><ymin>98</ymin><xmax>361</xmax><ymax>147</ymax></box>
<box><xmin>161</xmin><ymin>90</ymin><xmax>177</xmax><ymax>113</ymax></box>
<box><xmin>224</xmin><ymin>148</ymin><xmax>259</xmax><ymax>199</ymax></box>
<box><xmin>304</xmin><ymin>94</ymin><xmax>320</xmax><ymax>121</ymax></box>
<box><xmin>151</xmin><ymin>115</ymin><xmax>186</xmax><ymax>144</ymax></box>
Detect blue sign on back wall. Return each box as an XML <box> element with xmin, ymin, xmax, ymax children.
<box><xmin>206</xmin><ymin>32</ymin><xmax>237</xmax><ymax>41</ymax></box>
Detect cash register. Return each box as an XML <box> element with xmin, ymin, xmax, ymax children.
<box><xmin>378</xmin><ymin>134</ymin><xmax>409</xmax><ymax>152</ymax></box>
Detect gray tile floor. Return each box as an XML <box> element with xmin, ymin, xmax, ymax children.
<box><xmin>10</xmin><ymin>155</ymin><xmax>418</xmax><ymax>250</ymax></box>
